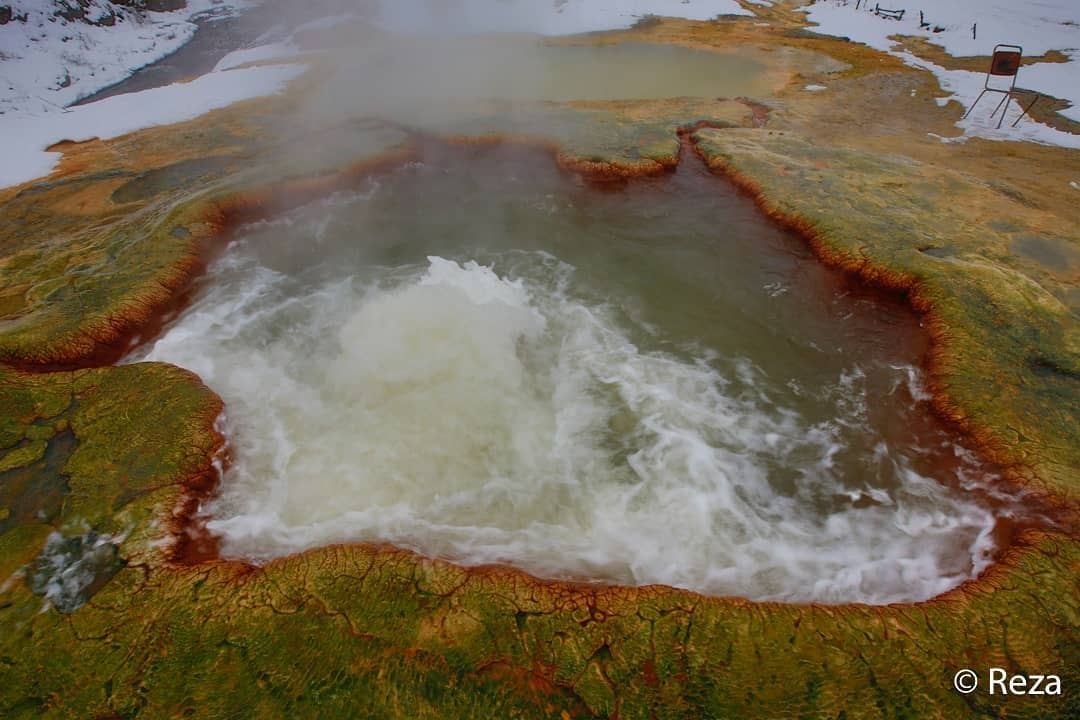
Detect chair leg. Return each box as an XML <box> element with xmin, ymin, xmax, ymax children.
<box><xmin>1011</xmin><ymin>93</ymin><xmax>1041</xmax><ymax>128</ymax></box>
<box><xmin>989</xmin><ymin>92</ymin><xmax>1009</xmax><ymax>119</ymax></box>
<box><xmin>995</xmin><ymin>95</ymin><xmax>1014</xmax><ymax>129</ymax></box>
<box><xmin>962</xmin><ymin>90</ymin><xmax>988</xmax><ymax>119</ymax></box>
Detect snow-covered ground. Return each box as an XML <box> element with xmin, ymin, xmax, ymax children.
<box><xmin>0</xmin><ymin>0</ymin><xmax>754</xmax><ymax>119</ymax></box>
<box><xmin>0</xmin><ymin>0</ymin><xmax>759</xmax><ymax>189</ymax></box>
<box><xmin>800</xmin><ymin>0</ymin><xmax>1080</xmax><ymax>147</ymax></box>
<box><xmin>0</xmin><ymin>61</ymin><xmax>304</xmax><ymax>188</ymax></box>
<box><xmin>0</xmin><ymin>0</ymin><xmax>311</xmax><ymax>189</ymax></box>
<box><xmin>4</xmin><ymin>0</ymin><xmax>1073</xmax><ymax>191</ymax></box>
<box><xmin>0</xmin><ymin>0</ymin><xmax>258</xmax><ymax>117</ymax></box>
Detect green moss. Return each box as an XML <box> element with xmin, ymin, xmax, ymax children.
<box><xmin>0</xmin><ymin>441</ymin><xmax>46</xmax><ymax>473</ymax></box>
<box><xmin>0</xmin><ymin>363</ymin><xmax>221</xmax><ymax>581</ymax></box>
<box><xmin>0</xmin><ymin>122</ymin><xmax>411</xmax><ymax>368</ymax></box>
<box><xmin>0</xmin><ymin>525</ymin><xmax>1075</xmax><ymax>718</ymax></box>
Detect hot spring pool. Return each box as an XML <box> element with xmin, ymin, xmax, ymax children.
<box><xmin>135</xmin><ymin>143</ymin><xmax>1006</xmax><ymax>604</ymax></box>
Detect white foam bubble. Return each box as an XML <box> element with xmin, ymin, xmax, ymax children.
<box><xmin>138</xmin><ymin>246</ymin><xmax>999</xmax><ymax>604</ymax></box>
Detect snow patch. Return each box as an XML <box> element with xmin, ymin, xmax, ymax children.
<box><xmin>212</xmin><ymin>39</ymin><xmax>304</xmax><ymax>71</ymax></box>
<box><xmin>0</xmin><ymin>62</ymin><xmax>306</xmax><ymax>189</ymax></box>
<box><xmin>0</xmin><ymin>1</ymin><xmax>256</xmax><ymax>117</ymax></box>
<box><xmin>800</xmin><ymin>1</ymin><xmax>1080</xmax><ymax>147</ymax></box>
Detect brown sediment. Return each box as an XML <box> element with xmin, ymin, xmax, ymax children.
<box><xmin>438</xmin><ymin>132</ymin><xmax>679</xmax><ymax>182</ymax></box>
<box><xmin>733</xmin><ymin>97</ymin><xmax>771</xmax><ymax>128</ymax></box>
<box><xmin>165</xmin><ymin>376</ymin><xmax>226</xmax><ymax>566</ymax></box>
<box><xmin>556</xmin><ymin>153</ymin><xmax>675</xmax><ymax>181</ymax></box>
<box><xmin>164</xmin><ymin>496</ymin><xmax>1064</xmax><ymax>615</ymax></box>
<box><xmin>925</xmin><ymin>526</ymin><xmax>1071</xmax><ymax>606</ymax></box>
<box><xmin>474</xmin><ymin>660</ymin><xmax>588</xmax><ymax>710</ymax></box>
<box><xmin>4</xmin><ymin>273</ymin><xmax>204</xmax><ymax>373</ymax></box>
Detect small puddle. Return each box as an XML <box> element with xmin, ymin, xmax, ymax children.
<box><xmin>0</xmin><ymin>429</ymin><xmax>75</xmax><ymax>535</ymax></box>
<box><xmin>134</xmin><ymin>143</ymin><xmax>1020</xmax><ymax>604</ymax></box>
<box><xmin>111</xmin><ymin>157</ymin><xmax>237</xmax><ymax>205</ymax></box>
<box><xmin>1009</xmin><ymin>234</ymin><xmax>1080</xmax><ymax>273</ymax></box>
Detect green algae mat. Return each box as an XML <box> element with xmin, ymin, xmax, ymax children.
<box><xmin>2</xmin><ymin>17</ymin><xmax>1079</xmax><ymax>720</ymax></box>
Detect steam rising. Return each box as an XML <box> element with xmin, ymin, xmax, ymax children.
<box><xmin>131</xmin><ymin>4</ymin><xmax>1003</xmax><ymax>604</ymax></box>
<box><xmin>251</xmin><ymin>1</ymin><xmax>785</xmax><ymax>137</ymax></box>
<box><xmin>372</xmin><ymin>0</ymin><xmax>751</xmax><ymax>35</ymax></box>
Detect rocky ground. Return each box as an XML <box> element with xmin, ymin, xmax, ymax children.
<box><xmin>0</xmin><ymin>1</ymin><xmax>1077</xmax><ymax>717</ymax></box>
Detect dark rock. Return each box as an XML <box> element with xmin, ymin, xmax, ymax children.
<box><xmin>0</xmin><ymin>6</ymin><xmax>11</xmax><ymax>25</ymax></box>
<box><xmin>111</xmin><ymin>0</ymin><xmax>187</xmax><ymax>11</ymax></box>
<box><xmin>54</xmin><ymin>0</ymin><xmax>91</xmax><ymax>23</ymax></box>
<box><xmin>49</xmin><ymin>1</ymin><xmax>122</xmax><ymax>26</ymax></box>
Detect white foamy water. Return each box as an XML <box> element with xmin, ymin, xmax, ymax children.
<box><xmin>140</xmin><ymin>236</ymin><xmax>998</xmax><ymax>603</ymax></box>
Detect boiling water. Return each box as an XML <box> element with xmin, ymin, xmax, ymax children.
<box><xmin>137</xmin><ymin>145</ymin><xmax>1004</xmax><ymax>603</ymax></box>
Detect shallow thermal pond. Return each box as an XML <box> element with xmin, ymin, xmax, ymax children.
<box><xmin>137</xmin><ymin>144</ymin><xmax>1007</xmax><ymax>604</ymax></box>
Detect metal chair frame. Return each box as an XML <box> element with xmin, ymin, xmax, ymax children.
<box><xmin>962</xmin><ymin>44</ymin><xmax>1040</xmax><ymax>129</ymax></box>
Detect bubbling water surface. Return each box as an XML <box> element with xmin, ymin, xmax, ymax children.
<box><xmin>137</xmin><ymin>144</ymin><xmax>1005</xmax><ymax>603</ymax></box>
